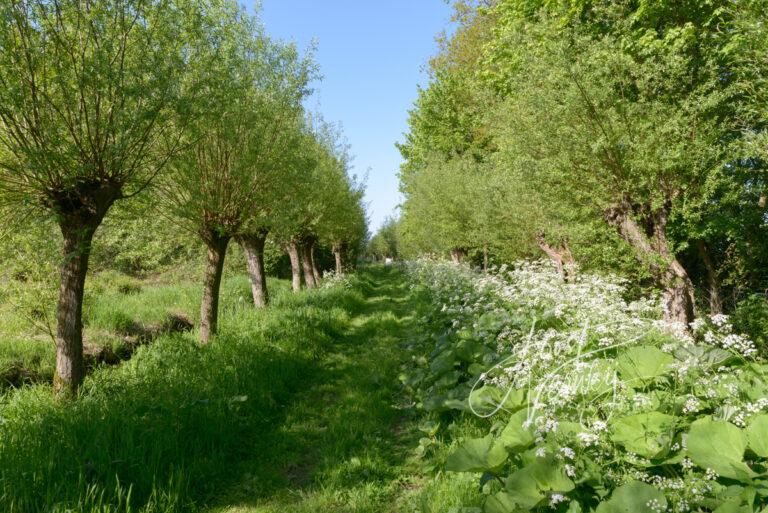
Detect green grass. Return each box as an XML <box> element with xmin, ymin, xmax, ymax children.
<box><xmin>0</xmin><ymin>265</ymin><xmax>483</xmax><ymax>512</ymax></box>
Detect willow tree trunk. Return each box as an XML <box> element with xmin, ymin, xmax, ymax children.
<box><xmin>333</xmin><ymin>244</ymin><xmax>343</xmax><ymax>274</ymax></box>
<box><xmin>450</xmin><ymin>247</ymin><xmax>468</xmax><ymax>264</ymax></box>
<box><xmin>287</xmin><ymin>241</ymin><xmax>303</xmax><ymax>292</ymax></box>
<box><xmin>238</xmin><ymin>231</ymin><xmax>269</xmax><ymax>308</ymax></box>
<box><xmin>300</xmin><ymin>242</ymin><xmax>317</xmax><ymax>289</ymax></box>
<box><xmin>698</xmin><ymin>241</ymin><xmax>723</xmax><ymax>314</ymax></box>
<box><xmin>607</xmin><ymin>204</ymin><xmax>695</xmax><ymax>328</ymax></box>
<box><xmin>536</xmin><ymin>233</ymin><xmax>575</xmax><ymax>281</ymax></box>
<box><xmin>54</xmin><ymin>183</ymin><xmax>118</xmax><ymax>397</ymax></box>
<box><xmin>310</xmin><ymin>243</ymin><xmax>321</xmax><ymax>284</ymax></box>
<box><xmin>55</xmin><ymin>221</ymin><xmax>98</xmax><ymax>396</ymax></box>
<box><xmin>200</xmin><ymin>234</ymin><xmax>230</xmax><ymax>344</ymax></box>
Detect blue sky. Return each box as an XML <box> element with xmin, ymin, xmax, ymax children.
<box><xmin>254</xmin><ymin>1</ymin><xmax>454</xmax><ymax>233</ymax></box>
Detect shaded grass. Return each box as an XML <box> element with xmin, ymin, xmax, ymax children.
<box><xmin>0</xmin><ymin>265</ymin><xmax>490</xmax><ymax>513</ymax></box>
<box><xmin>0</xmin><ymin>273</ymin><xmax>353</xmax><ymax>512</ymax></box>
<box><xmin>207</xmin><ymin>267</ymin><xmax>419</xmax><ymax>513</ymax></box>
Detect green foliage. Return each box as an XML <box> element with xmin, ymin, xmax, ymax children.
<box><xmin>0</xmin><ymin>271</ymin><xmax>361</xmax><ymax>512</ymax></box>
<box><xmin>404</xmin><ymin>260</ymin><xmax>768</xmax><ymax>512</ymax></box>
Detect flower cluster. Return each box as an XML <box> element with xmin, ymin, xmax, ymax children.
<box><xmin>406</xmin><ymin>259</ymin><xmax>767</xmax><ymax>513</ymax></box>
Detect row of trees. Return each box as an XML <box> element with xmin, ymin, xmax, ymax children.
<box><xmin>394</xmin><ymin>0</ymin><xmax>768</xmax><ymax>328</ymax></box>
<box><xmin>0</xmin><ymin>0</ymin><xmax>367</xmax><ymax>396</ymax></box>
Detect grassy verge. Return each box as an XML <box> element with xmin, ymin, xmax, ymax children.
<box><xmin>0</xmin><ymin>264</ymin><xmax>487</xmax><ymax>513</ymax></box>
<box><xmin>0</xmin><ymin>270</ymin><xmax>354</xmax><ymax>512</ymax></box>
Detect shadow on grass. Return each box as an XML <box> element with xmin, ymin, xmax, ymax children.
<box><xmin>0</xmin><ymin>275</ymin><xmax>366</xmax><ymax>513</ymax></box>
<box><xmin>206</xmin><ymin>266</ymin><xmax>422</xmax><ymax>513</ymax></box>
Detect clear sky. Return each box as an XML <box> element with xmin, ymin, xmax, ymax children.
<box><xmin>254</xmin><ymin>1</ymin><xmax>454</xmax><ymax>233</ymax></box>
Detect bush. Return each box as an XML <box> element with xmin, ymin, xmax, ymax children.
<box><xmin>733</xmin><ymin>294</ymin><xmax>768</xmax><ymax>354</ymax></box>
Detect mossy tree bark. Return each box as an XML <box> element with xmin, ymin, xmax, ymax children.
<box><xmin>238</xmin><ymin>230</ymin><xmax>269</xmax><ymax>308</ymax></box>
<box><xmin>200</xmin><ymin>233</ymin><xmax>230</xmax><ymax>344</ymax></box>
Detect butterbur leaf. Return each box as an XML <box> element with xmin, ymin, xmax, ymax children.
<box><xmin>566</xmin><ymin>501</ymin><xmax>582</xmax><ymax>513</ymax></box>
<box><xmin>468</xmin><ymin>385</ymin><xmax>525</xmax><ymax>416</ymax></box>
<box><xmin>484</xmin><ymin>491</ymin><xmax>517</xmax><ymax>513</ymax></box>
<box><xmin>616</xmin><ymin>346</ymin><xmax>673</xmax><ymax>385</ymax></box>
<box><xmin>687</xmin><ymin>417</ymin><xmax>755</xmax><ymax>481</ymax></box>
<box><xmin>445</xmin><ymin>435</ymin><xmax>507</xmax><ymax>473</ymax></box>
<box><xmin>746</xmin><ymin>415</ymin><xmax>768</xmax><ymax>458</ymax></box>
<box><xmin>505</xmin><ymin>458</ymin><xmax>574</xmax><ymax>510</ymax></box>
<box><xmin>610</xmin><ymin>412</ymin><xmax>677</xmax><ymax>458</ymax></box>
<box><xmin>430</xmin><ymin>349</ymin><xmax>457</xmax><ymax>374</ymax></box>
<box><xmin>713</xmin><ymin>497</ymin><xmax>751</xmax><ymax>513</ymax></box>
<box><xmin>595</xmin><ymin>481</ymin><xmax>667</xmax><ymax>513</ymax></box>
<box><xmin>497</xmin><ymin>408</ymin><xmax>534</xmax><ymax>453</ymax></box>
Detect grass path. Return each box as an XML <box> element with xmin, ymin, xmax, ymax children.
<box><xmin>207</xmin><ymin>266</ymin><xmax>425</xmax><ymax>513</ymax></box>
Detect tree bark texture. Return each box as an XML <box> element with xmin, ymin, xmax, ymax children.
<box><xmin>333</xmin><ymin>244</ymin><xmax>343</xmax><ymax>274</ymax></box>
<box><xmin>53</xmin><ymin>181</ymin><xmax>119</xmax><ymax>397</ymax></box>
<box><xmin>450</xmin><ymin>247</ymin><xmax>468</xmax><ymax>264</ymax></box>
<box><xmin>310</xmin><ymin>241</ymin><xmax>321</xmax><ymax>284</ymax></box>
<box><xmin>238</xmin><ymin>230</ymin><xmax>269</xmax><ymax>308</ymax></box>
<box><xmin>287</xmin><ymin>241</ymin><xmax>303</xmax><ymax>292</ymax></box>
<box><xmin>697</xmin><ymin>241</ymin><xmax>723</xmax><ymax>314</ymax></box>
<box><xmin>55</xmin><ymin>222</ymin><xmax>97</xmax><ymax>396</ymax></box>
<box><xmin>200</xmin><ymin>233</ymin><xmax>230</xmax><ymax>344</ymax></box>
<box><xmin>536</xmin><ymin>233</ymin><xmax>575</xmax><ymax>281</ymax></box>
<box><xmin>300</xmin><ymin>241</ymin><xmax>317</xmax><ymax>289</ymax></box>
<box><xmin>606</xmin><ymin>203</ymin><xmax>695</xmax><ymax>328</ymax></box>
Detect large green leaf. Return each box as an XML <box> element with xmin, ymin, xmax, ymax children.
<box><xmin>610</xmin><ymin>412</ymin><xmax>677</xmax><ymax>458</ymax></box>
<box><xmin>616</xmin><ymin>346</ymin><xmax>673</xmax><ymax>385</ymax></box>
<box><xmin>445</xmin><ymin>435</ymin><xmax>508</xmax><ymax>473</ymax></box>
<box><xmin>497</xmin><ymin>408</ymin><xmax>535</xmax><ymax>453</ymax></box>
<box><xmin>687</xmin><ymin>418</ymin><xmax>755</xmax><ymax>481</ymax></box>
<box><xmin>505</xmin><ymin>458</ymin><xmax>574</xmax><ymax>510</ymax></box>
<box><xmin>595</xmin><ymin>481</ymin><xmax>667</xmax><ymax>513</ymax></box>
<box><xmin>468</xmin><ymin>385</ymin><xmax>525</xmax><ymax>415</ymax></box>
<box><xmin>746</xmin><ymin>415</ymin><xmax>768</xmax><ymax>458</ymax></box>
<box><xmin>484</xmin><ymin>491</ymin><xmax>518</xmax><ymax>513</ymax></box>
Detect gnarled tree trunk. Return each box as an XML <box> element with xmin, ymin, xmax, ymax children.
<box><xmin>237</xmin><ymin>230</ymin><xmax>269</xmax><ymax>308</ymax></box>
<box><xmin>697</xmin><ymin>241</ymin><xmax>723</xmax><ymax>314</ymax></box>
<box><xmin>333</xmin><ymin>244</ymin><xmax>343</xmax><ymax>274</ymax></box>
<box><xmin>536</xmin><ymin>233</ymin><xmax>575</xmax><ymax>281</ymax></box>
<box><xmin>606</xmin><ymin>203</ymin><xmax>695</xmax><ymax>329</ymax></box>
<box><xmin>300</xmin><ymin>240</ymin><xmax>317</xmax><ymax>289</ymax></box>
<box><xmin>450</xmin><ymin>247</ymin><xmax>468</xmax><ymax>264</ymax></box>
<box><xmin>310</xmin><ymin>242</ymin><xmax>321</xmax><ymax>284</ymax></box>
<box><xmin>287</xmin><ymin>241</ymin><xmax>303</xmax><ymax>292</ymax></box>
<box><xmin>200</xmin><ymin>233</ymin><xmax>230</xmax><ymax>344</ymax></box>
<box><xmin>53</xmin><ymin>183</ymin><xmax>119</xmax><ymax>397</ymax></box>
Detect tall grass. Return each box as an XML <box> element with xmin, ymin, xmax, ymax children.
<box><xmin>0</xmin><ymin>275</ymin><xmax>358</xmax><ymax>513</ymax></box>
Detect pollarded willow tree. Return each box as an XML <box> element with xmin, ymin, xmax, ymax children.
<box><xmin>273</xmin><ymin>117</ymin><xmax>353</xmax><ymax>289</ymax></box>
<box><xmin>324</xmin><ymin>182</ymin><xmax>367</xmax><ymax>274</ymax></box>
<box><xmin>0</xmin><ymin>0</ymin><xmax>198</xmax><ymax>395</ymax></box>
<box><xmin>236</xmin><ymin>112</ymin><xmax>310</xmax><ymax>308</ymax></box>
<box><xmin>156</xmin><ymin>1</ymin><xmax>313</xmax><ymax>342</ymax></box>
<box><xmin>484</xmin><ymin>0</ymin><xmax>741</xmax><ymax>327</ymax></box>
<box><xmin>313</xmin><ymin>135</ymin><xmax>367</xmax><ymax>275</ymax></box>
